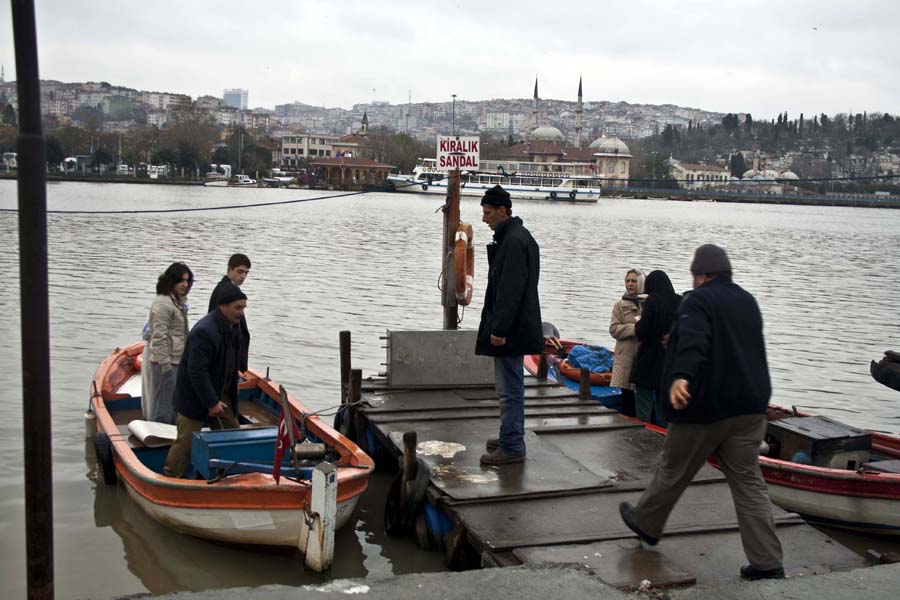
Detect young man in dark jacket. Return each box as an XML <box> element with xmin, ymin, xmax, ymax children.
<box><xmin>619</xmin><ymin>244</ymin><xmax>785</xmax><ymax>581</ymax></box>
<box><xmin>208</xmin><ymin>253</ymin><xmax>251</xmax><ymax>372</ymax></box>
<box><xmin>164</xmin><ymin>284</ymin><xmax>247</xmax><ymax>478</ymax></box>
<box><xmin>476</xmin><ymin>185</ymin><xmax>543</xmax><ymax>465</ymax></box>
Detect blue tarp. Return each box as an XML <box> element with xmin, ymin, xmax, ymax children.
<box><xmin>566</xmin><ymin>345</ymin><xmax>614</xmax><ymax>374</ymax></box>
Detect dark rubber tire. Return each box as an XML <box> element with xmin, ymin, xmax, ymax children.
<box><xmin>93</xmin><ymin>431</ymin><xmax>117</xmax><ymax>485</ymax></box>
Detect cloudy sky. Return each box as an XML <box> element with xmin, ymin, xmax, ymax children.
<box><xmin>2</xmin><ymin>0</ymin><xmax>898</xmax><ymax>118</ymax></box>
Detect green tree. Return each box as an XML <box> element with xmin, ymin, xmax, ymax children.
<box><xmin>91</xmin><ymin>147</ymin><xmax>114</xmax><ymax>167</ymax></box>
<box><xmin>152</xmin><ymin>147</ymin><xmax>177</xmax><ymax>165</ymax></box>
<box><xmin>2</xmin><ymin>103</ymin><xmax>16</xmax><ymax>126</ymax></box>
<box><xmin>729</xmin><ymin>153</ymin><xmax>747</xmax><ymax>178</ymax></box>
<box><xmin>45</xmin><ymin>135</ymin><xmax>65</xmax><ymax>168</ymax></box>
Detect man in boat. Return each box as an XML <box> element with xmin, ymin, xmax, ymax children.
<box><xmin>163</xmin><ymin>284</ymin><xmax>248</xmax><ymax>478</ymax></box>
<box><xmin>208</xmin><ymin>253</ymin><xmax>251</xmax><ymax>372</ymax></box>
<box><xmin>619</xmin><ymin>244</ymin><xmax>785</xmax><ymax>580</ymax></box>
<box><xmin>476</xmin><ymin>185</ymin><xmax>543</xmax><ymax>466</ymax></box>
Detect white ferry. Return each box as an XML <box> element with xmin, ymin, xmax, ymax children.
<box><xmin>387</xmin><ymin>158</ymin><xmax>602</xmax><ymax>202</ymax></box>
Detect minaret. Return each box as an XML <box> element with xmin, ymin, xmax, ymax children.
<box><xmin>531</xmin><ymin>77</ymin><xmax>539</xmax><ymax>130</ymax></box>
<box><xmin>361</xmin><ymin>110</ymin><xmax>369</xmax><ymax>135</ymax></box>
<box><xmin>575</xmin><ymin>76</ymin><xmax>583</xmax><ymax>148</ymax></box>
<box><xmin>0</xmin><ymin>65</ymin><xmax>4</xmax><ymax>83</ymax></box>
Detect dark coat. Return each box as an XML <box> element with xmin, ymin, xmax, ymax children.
<box><xmin>661</xmin><ymin>276</ymin><xmax>771</xmax><ymax>424</ymax></box>
<box><xmin>631</xmin><ymin>271</ymin><xmax>681</xmax><ymax>390</ymax></box>
<box><xmin>173</xmin><ymin>308</ymin><xmax>242</xmax><ymax>421</ymax></box>
<box><xmin>476</xmin><ymin>216</ymin><xmax>543</xmax><ymax>357</ymax></box>
<box><xmin>208</xmin><ymin>275</ymin><xmax>250</xmax><ymax>371</ymax></box>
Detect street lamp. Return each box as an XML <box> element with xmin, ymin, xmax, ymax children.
<box><xmin>650</xmin><ymin>152</ymin><xmax>657</xmax><ymax>191</ymax></box>
<box><xmin>451</xmin><ymin>94</ymin><xmax>457</xmax><ymax>136</ymax></box>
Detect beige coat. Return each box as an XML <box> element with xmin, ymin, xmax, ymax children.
<box><xmin>609</xmin><ymin>295</ymin><xmax>645</xmax><ymax>390</ymax></box>
<box><xmin>148</xmin><ymin>294</ymin><xmax>189</xmax><ymax>371</ymax></box>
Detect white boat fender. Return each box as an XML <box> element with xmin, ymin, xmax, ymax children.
<box><xmin>298</xmin><ymin>461</ymin><xmax>337</xmax><ymax>572</ymax></box>
<box><xmin>85</xmin><ymin>409</ymin><xmax>97</xmax><ymax>439</ymax></box>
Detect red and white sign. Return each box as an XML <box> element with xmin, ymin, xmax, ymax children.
<box><xmin>437</xmin><ymin>135</ymin><xmax>480</xmax><ymax>171</ymax></box>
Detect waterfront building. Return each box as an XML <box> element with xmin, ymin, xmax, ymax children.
<box><xmin>670</xmin><ymin>160</ymin><xmax>729</xmax><ymax>189</ymax></box>
<box><xmin>223</xmin><ymin>88</ymin><xmax>248</xmax><ymax>110</ymax></box>
<box><xmin>281</xmin><ymin>133</ymin><xmax>340</xmax><ymax>168</ymax></box>
<box><xmin>308</xmin><ymin>156</ymin><xmax>394</xmax><ymax>190</ymax></box>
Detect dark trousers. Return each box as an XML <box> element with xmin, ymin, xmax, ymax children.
<box><xmin>634</xmin><ymin>414</ymin><xmax>783</xmax><ymax>570</ymax></box>
<box><xmin>163</xmin><ymin>402</ymin><xmax>240</xmax><ymax>478</ymax></box>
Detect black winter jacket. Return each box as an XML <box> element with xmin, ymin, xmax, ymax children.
<box><xmin>661</xmin><ymin>276</ymin><xmax>771</xmax><ymax>424</ymax></box>
<box><xmin>208</xmin><ymin>275</ymin><xmax>250</xmax><ymax>372</ymax></box>
<box><xmin>173</xmin><ymin>308</ymin><xmax>242</xmax><ymax>422</ymax></box>
<box><xmin>476</xmin><ymin>216</ymin><xmax>543</xmax><ymax>357</ymax></box>
<box><xmin>630</xmin><ymin>292</ymin><xmax>681</xmax><ymax>390</ymax></box>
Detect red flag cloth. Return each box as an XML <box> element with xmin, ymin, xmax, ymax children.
<box><xmin>272</xmin><ymin>407</ymin><xmax>301</xmax><ymax>483</ymax></box>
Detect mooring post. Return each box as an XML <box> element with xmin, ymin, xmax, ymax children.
<box><xmin>579</xmin><ymin>367</ymin><xmax>592</xmax><ymax>400</ymax></box>
<box><xmin>442</xmin><ymin>169</ymin><xmax>461</xmax><ymax>330</ymax></box>
<box><xmin>338</xmin><ymin>330</ymin><xmax>351</xmax><ymax>432</ymax></box>
<box><xmin>12</xmin><ymin>1</ymin><xmax>54</xmax><ymax>597</ymax></box>
<box><xmin>400</xmin><ymin>431</ymin><xmax>418</xmax><ymax>505</ymax></box>
<box><xmin>537</xmin><ymin>352</ymin><xmax>549</xmax><ymax>380</ymax></box>
<box><xmin>298</xmin><ymin>461</ymin><xmax>337</xmax><ymax>572</ymax></box>
<box><xmin>349</xmin><ymin>368</ymin><xmax>365</xmax><ymax>451</ymax></box>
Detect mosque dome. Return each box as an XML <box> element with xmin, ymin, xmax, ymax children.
<box><xmin>780</xmin><ymin>170</ymin><xmax>799</xmax><ymax>180</ymax></box>
<box><xmin>589</xmin><ymin>135</ymin><xmax>631</xmax><ymax>156</ymax></box>
<box><xmin>529</xmin><ymin>126</ymin><xmax>565</xmax><ymax>142</ymax></box>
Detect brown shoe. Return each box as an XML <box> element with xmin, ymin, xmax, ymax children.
<box><xmin>485</xmin><ymin>437</ymin><xmax>499</xmax><ymax>451</ymax></box>
<box><xmin>480</xmin><ymin>448</ymin><xmax>525</xmax><ymax>465</ymax></box>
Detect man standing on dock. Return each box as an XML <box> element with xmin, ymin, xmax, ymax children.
<box><xmin>164</xmin><ymin>283</ymin><xmax>248</xmax><ymax>478</ymax></box>
<box><xmin>209</xmin><ymin>253</ymin><xmax>251</xmax><ymax>373</ymax></box>
<box><xmin>476</xmin><ymin>185</ymin><xmax>543</xmax><ymax>466</ymax></box>
<box><xmin>618</xmin><ymin>244</ymin><xmax>785</xmax><ymax>580</ymax></box>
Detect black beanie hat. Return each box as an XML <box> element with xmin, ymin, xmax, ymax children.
<box><xmin>217</xmin><ymin>283</ymin><xmax>247</xmax><ymax>306</ymax></box>
<box><xmin>690</xmin><ymin>244</ymin><xmax>732</xmax><ymax>275</ymax></box>
<box><xmin>481</xmin><ymin>184</ymin><xmax>512</xmax><ymax>209</ymax></box>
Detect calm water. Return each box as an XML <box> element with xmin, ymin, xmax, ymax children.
<box><xmin>1</xmin><ymin>180</ymin><xmax>898</xmax><ymax>598</ymax></box>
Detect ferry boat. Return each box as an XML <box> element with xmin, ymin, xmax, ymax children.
<box><xmin>387</xmin><ymin>158</ymin><xmax>602</xmax><ymax>202</ymax></box>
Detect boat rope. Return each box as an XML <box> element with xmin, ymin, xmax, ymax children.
<box><xmin>0</xmin><ymin>179</ymin><xmax>428</xmax><ymax>215</ymax></box>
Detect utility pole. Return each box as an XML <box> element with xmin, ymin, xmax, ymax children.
<box><xmin>451</xmin><ymin>94</ymin><xmax>457</xmax><ymax>136</ymax></box>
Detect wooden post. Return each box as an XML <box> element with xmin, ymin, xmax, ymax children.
<box><xmin>537</xmin><ymin>352</ymin><xmax>549</xmax><ymax>380</ymax></box>
<box><xmin>299</xmin><ymin>461</ymin><xmax>337</xmax><ymax>572</ymax></box>
<box><xmin>442</xmin><ymin>169</ymin><xmax>461</xmax><ymax>330</ymax></box>
<box><xmin>349</xmin><ymin>369</ymin><xmax>365</xmax><ymax>451</ymax></box>
<box><xmin>338</xmin><ymin>331</ymin><xmax>351</xmax><ymax>434</ymax></box>
<box><xmin>579</xmin><ymin>368</ymin><xmax>592</xmax><ymax>400</ymax></box>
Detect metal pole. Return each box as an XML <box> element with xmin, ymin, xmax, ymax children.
<box><xmin>451</xmin><ymin>94</ymin><xmax>457</xmax><ymax>136</ymax></box>
<box><xmin>11</xmin><ymin>0</ymin><xmax>54</xmax><ymax>598</ymax></box>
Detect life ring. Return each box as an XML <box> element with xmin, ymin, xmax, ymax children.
<box><xmin>422</xmin><ymin>183</ymin><xmax>428</xmax><ymax>191</ymax></box>
<box><xmin>569</xmin><ymin>190</ymin><xmax>577</xmax><ymax>200</ymax></box>
<box><xmin>558</xmin><ymin>359</ymin><xmax>612</xmax><ymax>386</ymax></box>
<box><xmin>453</xmin><ymin>222</ymin><xmax>475</xmax><ymax>306</ymax></box>
<box><xmin>550</xmin><ymin>191</ymin><xmax>557</xmax><ymax>199</ymax></box>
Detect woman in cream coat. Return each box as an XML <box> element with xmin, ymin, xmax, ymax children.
<box><xmin>141</xmin><ymin>262</ymin><xmax>193</xmax><ymax>424</ymax></box>
<box><xmin>609</xmin><ymin>268</ymin><xmax>645</xmax><ymax>417</ymax></box>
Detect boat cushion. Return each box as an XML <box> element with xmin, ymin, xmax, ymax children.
<box><xmin>128</xmin><ymin>420</ymin><xmax>177</xmax><ymax>448</ymax></box>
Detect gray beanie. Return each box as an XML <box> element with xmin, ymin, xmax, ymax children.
<box><xmin>690</xmin><ymin>244</ymin><xmax>732</xmax><ymax>275</ymax></box>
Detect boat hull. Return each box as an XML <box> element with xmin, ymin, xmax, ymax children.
<box><xmin>387</xmin><ymin>175</ymin><xmax>599</xmax><ymax>202</ymax></box>
<box><xmin>91</xmin><ymin>342</ymin><xmax>373</xmax><ymax>549</ymax></box>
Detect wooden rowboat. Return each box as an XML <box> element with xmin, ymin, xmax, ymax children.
<box><xmin>524</xmin><ymin>337</ymin><xmax>622</xmax><ymax>410</ymax></box>
<box><xmin>88</xmin><ymin>342</ymin><xmax>373</xmax><ymax>551</ymax></box>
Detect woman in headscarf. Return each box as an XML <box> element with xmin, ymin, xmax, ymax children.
<box><xmin>141</xmin><ymin>262</ymin><xmax>193</xmax><ymax>424</ymax></box>
<box><xmin>609</xmin><ymin>268</ymin><xmax>645</xmax><ymax>417</ymax></box>
<box><xmin>631</xmin><ymin>270</ymin><xmax>682</xmax><ymax>425</ymax></box>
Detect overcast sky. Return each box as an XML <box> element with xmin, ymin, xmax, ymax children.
<box><xmin>2</xmin><ymin>0</ymin><xmax>898</xmax><ymax>119</ymax></box>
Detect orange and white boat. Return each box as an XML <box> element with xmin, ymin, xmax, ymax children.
<box><xmin>88</xmin><ymin>342</ymin><xmax>373</xmax><ymax>549</ymax></box>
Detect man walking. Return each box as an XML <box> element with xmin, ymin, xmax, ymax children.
<box><xmin>619</xmin><ymin>244</ymin><xmax>784</xmax><ymax>580</ymax></box>
<box><xmin>476</xmin><ymin>185</ymin><xmax>543</xmax><ymax>466</ymax></box>
<box><xmin>209</xmin><ymin>253</ymin><xmax>251</xmax><ymax>371</ymax></box>
<box><xmin>164</xmin><ymin>284</ymin><xmax>248</xmax><ymax>478</ymax></box>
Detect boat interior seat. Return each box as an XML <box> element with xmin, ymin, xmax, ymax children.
<box><xmin>861</xmin><ymin>459</ymin><xmax>900</xmax><ymax>474</ymax></box>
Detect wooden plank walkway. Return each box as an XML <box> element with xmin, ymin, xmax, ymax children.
<box><xmin>354</xmin><ymin>374</ymin><xmax>868</xmax><ymax>589</ymax></box>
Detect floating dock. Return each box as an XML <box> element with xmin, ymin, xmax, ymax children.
<box><xmin>340</xmin><ymin>329</ymin><xmax>879</xmax><ymax>590</ymax></box>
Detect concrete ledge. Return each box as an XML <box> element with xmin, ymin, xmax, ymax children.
<box><xmin>141</xmin><ymin>562</ymin><xmax>900</xmax><ymax>600</ymax></box>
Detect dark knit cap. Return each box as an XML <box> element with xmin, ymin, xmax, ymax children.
<box><xmin>481</xmin><ymin>184</ymin><xmax>512</xmax><ymax>209</ymax></box>
<box><xmin>217</xmin><ymin>283</ymin><xmax>247</xmax><ymax>305</ymax></box>
<box><xmin>690</xmin><ymin>244</ymin><xmax>732</xmax><ymax>275</ymax></box>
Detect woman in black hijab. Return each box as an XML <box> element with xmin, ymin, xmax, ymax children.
<box><xmin>631</xmin><ymin>270</ymin><xmax>681</xmax><ymax>425</ymax></box>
